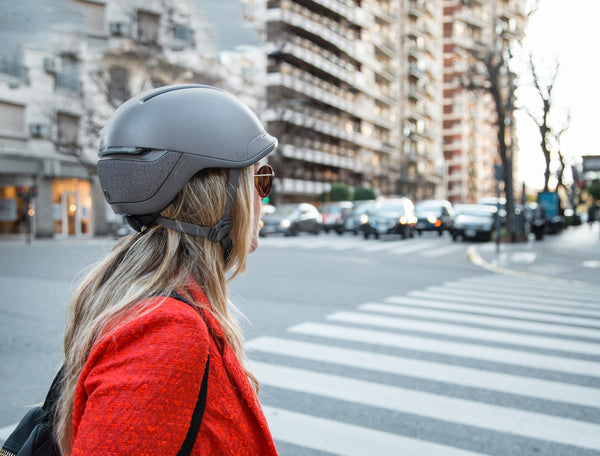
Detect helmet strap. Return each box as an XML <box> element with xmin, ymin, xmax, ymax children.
<box><xmin>155</xmin><ymin>168</ymin><xmax>240</xmax><ymax>265</ymax></box>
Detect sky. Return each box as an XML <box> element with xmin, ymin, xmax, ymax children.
<box><xmin>515</xmin><ymin>0</ymin><xmax>600</xmax><ymax>189</ymax></box>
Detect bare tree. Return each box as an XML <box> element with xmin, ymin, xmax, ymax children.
<box><xmin>523</xmin><ymin>55</ymin><xmax>560</xmax><ymax>192</ymax></box>
<box><xmin>462</xmin><ymin>44</ymin><xmax>518</xmax><ymax>239</ymax></box>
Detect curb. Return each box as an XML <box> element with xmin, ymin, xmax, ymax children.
<box><xmin>466</xmin><ymin>245</ymin><xmax>591</xmax><ymax>288</ymax></box>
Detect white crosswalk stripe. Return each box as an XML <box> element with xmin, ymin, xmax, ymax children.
<box><xmin>258</xmin><ymin>235</ymin><xmax>465</xmax><ymax>258</ymax></box>
<box><xmin>262</xmin><ymin>406</ymin><xmax>483</xmax><ymax>456</ymax></box>
<box><xmin>249</xmin><ymin>274</ymin><xmax>600</xmax><ymax>455</ymax></box>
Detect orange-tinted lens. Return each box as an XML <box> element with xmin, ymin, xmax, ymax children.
<box><xmin>255</xmin><ymin>165</ymin><xmax>274</xmax><ymax>198</ymax></box>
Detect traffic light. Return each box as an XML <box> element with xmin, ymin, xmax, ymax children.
<box><xmin>263</xmin><ymin>196</ymin><xmax>270</xmax><ymax>204</ymax></box>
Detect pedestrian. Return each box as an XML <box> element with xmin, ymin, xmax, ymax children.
<box><xmin>52</xmin><ymin>85</ymin><xmax>279</xmax><ymax>455</ymax></box>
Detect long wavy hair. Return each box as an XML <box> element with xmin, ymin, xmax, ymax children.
<box><xmin>54</xmin><ymin>165</ymin><xmax>256</xmax><ymax>455</ymax></box>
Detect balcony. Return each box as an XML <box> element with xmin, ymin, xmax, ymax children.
<box><xmin>277</xmin><ymin>177</ymin><xmax>332</xmax><ymax>196</ymax></box>
<box><xmin>268</xmin><ymin>5</ymin><xmax>356</xmax><ymax>59</ymax></box>
<box><xmin>0</xmin><ymin>133</ymin><xmax>28</xmax><ymax>155</ymax></box>
<box><xmin>280</xmin><ymin>144</ymin><xmax>356</xmax><ymax>170</ymax></box>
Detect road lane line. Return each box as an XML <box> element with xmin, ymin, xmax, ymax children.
<box><xmin>443</xmin><ymin>280</ymin><xmax>600</xmax><ymax>304</ymax></box>
<box><xmin>377</xmin><ymin>299</ymin><xmax>600</xmax><ymax>337</ymax></box>
<box><xmin>262</xmin><ymin>406</ymin><xmax>484</xmax><ymax>456</ymax></box>
<box><xmin>409</xmin><ymin>290</ymin><xmax>600</xmax><ymax>319</ymax></box>
<box><xmin>388</xmin><ymin>241</ymin><xmax>437</xmax><ymax>254</ymax></box>
<box><xmin>248</xmin><ymin>337</ymin><xmax>600</xmax><ymax>408</ymax></box>
<box><xmin>289</xmin><ymin>322</ymin><xmax>600</xmax><ymax>377</ymax></box>
<box><xmin>462</xmin><ymin>276</ymin><xmax>600</xmax><ymax>299</ymax></box>
<box><xmin>420</xmin><ymin>244</ymin><xmax>464</xmax><ymax>257</ymax></box>
<box><xmin>327</xmin><ymin>311</ymin><xmax>600</xmax><ymax>356</ymax></box>
<box><xmin>425</xmin><ymin>285</ymin><xmax>600</xmax><ymax>310</ymax></box>
<box><xmin>253</xmin><ymin>362</ymin><xmax>600</xmax><ymax>451</ymax></box>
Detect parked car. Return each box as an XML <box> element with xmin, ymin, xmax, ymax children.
<box><xmin>414</xmin><ymin>199</ymin><xmax>454</xmax><ymax>236</ymax></box>
<box><xmin>259</xmin><ymin>203</ymin><xmax>322</xmax><ymax>237</ymax></box>
<box><xmin>451</xmin><ymin>204</ymin><xmax>497</xmax><ymax>242</ymax></box>
<box><xmin>344</xmin><ymin>200</ymin><xmax>377</xmax><ymax>235</ymax></box>
<box><xmin>477</xmin><ymin>197</ymin><xmax>507</xmax><ymax>222</ymax></box>
<box><xmin>361</xmin><ymin>198</ymin><xmax>417</xmax><ymax>239</ymax></box>
<box><xmin>319</xmin><ymin>201</ymin><xmax>354</xmax><ymax>234</ymax></box>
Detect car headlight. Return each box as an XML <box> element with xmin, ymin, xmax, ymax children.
<box><xmin>360</xmin><ymin>214</ymin><xmax>369</xmax><ymax>224</ymax></box>
<box><xmin>427</xmin><ymin>215</ymin><xmax>437</xmax><ymax>224</ymax></box>
<box><xmin>399</xmin><ymin>216</ymin><xmax>408</xmax><ymax>225</ymax></box>
<box><xmin>281</xmin><ymin>219</ymin><xmax>291</xmax><ymax>228</ymax></box>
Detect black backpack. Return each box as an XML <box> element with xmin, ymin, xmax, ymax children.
<box><xmin>1</xmin><ymin>293</ymin><xmax>208</xmax><ymax>456</ymax></box>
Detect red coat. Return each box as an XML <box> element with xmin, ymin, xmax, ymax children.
<box><xmin>71</xmin><ymin>281</ymin><xmax>278</xmax><ymax>455</ymax></box>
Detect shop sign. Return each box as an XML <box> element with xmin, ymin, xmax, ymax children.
<box><xmin>0</xmin><ymin>198</ymin><xmax>17</xmax><ymax>221</ymax></box>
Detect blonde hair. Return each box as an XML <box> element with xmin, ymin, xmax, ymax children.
<box><xmin>54</xmin><ymin>166</ymin><xmax>256</xmax><ymax>454</ymax></box>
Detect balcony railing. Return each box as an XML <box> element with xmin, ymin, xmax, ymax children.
<box><xmin>280</xmin><ymin>144</ymin><xmax>356</xmax><ymax>170</ymax></box>
<box><xmin>0</xmin><ymin>133</ymin><xmax>28</xmax><ymax>154</ymax></box>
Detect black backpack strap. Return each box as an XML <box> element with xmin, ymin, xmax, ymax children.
<box><xmin>169</xmin><ymin>292</ymin><xmax>210</xmax><ymax>456</ymax></box>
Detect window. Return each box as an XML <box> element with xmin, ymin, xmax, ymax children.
<box><xmin>137</xmin><ymin>10</ymin><xmax>160</xmax><ymax>45</ymax></box>
<box><xmin>56</xmin><ymin>112</ymin><xmax>80</xmax><ymax>152</ymax></box>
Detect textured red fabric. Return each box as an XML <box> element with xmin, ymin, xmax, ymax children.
<box><xmin>71</xmin><ymin>282</ymin><xmax>278</xmax><ymax>455</ymax></box>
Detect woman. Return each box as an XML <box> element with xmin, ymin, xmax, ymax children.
<box><xmin>53</xmin><ymin>85</ymin><xmax>279</xmax><ymax>455</ymax></box>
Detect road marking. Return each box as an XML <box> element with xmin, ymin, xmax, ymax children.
<box><xmin>420</xmin><ymin>244</ymin><xmax>464</xmax><ymax>257</ymax></box>
<box><xmin>253</xmin><ymin>362</ymin><xmax>600</xmax><ymax>451</ymax></box>
<box><xmin>425</xmin><ymin>284</ymin><xmax>600</xmax><ymax>309</ymax></box>
<box><xmin>410</xmin><ymin>290</ymin><xmax>600</xmax><ymax>318</ymax></box>
<box><xmin>445</xmin><ymin>278</ymin><xmax>600</xmax><ymax>303</ymax></box>
<box><xmin>262</xmin><ymin>406</ymin><xmax>484</xmax><ymax>456</ymax></box>
<box><xmin>362</xmin><ymin>302</ymin><xmax>600</xmax><ymax>339</ymax></box>
<box><xmin>462</xmin><ymin>275</ymin><xmax>600</xmax><ymax>299</ymax></box>
<box><xmin>328</xmin><ymin>311</ymin><xmax>600</xmax><ymax>357</ymax></box>
<box><xmin>384</xmin><ymin>296</ymin><xmax>600</xmax><ymax>333</ymax></box>
<box><xmin>248</xmin><ymin>337</ymin><xmax>600</xmax><ymax>408</ymax></box>
<box><xmin>289</xmin><ymin>322</ymin><xmax>600</xmax><ymax>377</ymax></box>
<box><xmin>389</xmin><ymin>241</ymin><xmax>437</xmax><ymax>254</ymax></box>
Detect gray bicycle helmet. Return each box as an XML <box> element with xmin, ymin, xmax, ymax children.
<box><xmin>97</xmin><ymin>84</ymin><xmax>277</xmax><ymax>262</ymax></box>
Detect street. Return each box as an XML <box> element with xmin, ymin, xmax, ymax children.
<box><xmin>1</xmin><ymin>226</ymin><xmax>600</xmax><ymax>455</ymax></box>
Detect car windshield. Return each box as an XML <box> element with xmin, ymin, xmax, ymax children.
<box><xmin>415</xmin><ymin>203</ymin><xmax>443</xmax><ymax>215</ymax></box>
<box><xmin>272</xmin><ymin>205</ymin><xmax>298</xmax><ymax>216</ymax></box>
<box><xmin>454</xmin><ymin>205</ymin><xmax>496</xmax><ymax>218</ymax></box>
<box><xmin>373</xmin><ymin>202</ymin><xmax>405</xmax><ymax>215</ymax></box>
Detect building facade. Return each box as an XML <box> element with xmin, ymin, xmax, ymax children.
<box><xmin>442</xmin><ymin>0</ymin><xmax>528</xmax><ymax>203</ymax></box>
<box><xmin>398</xmin><ymin>0</ymin><xmax>444</xmax><ymax>201</ymax></box>
<box><xmin>253</xmin><ymin>0</ymin><xmax>402</xmax><ymax>204</ymax></box>
<box><xmin>0</xmin><ymin>0</ymin><xmax>220</xmax><ymax>239</ymax></box>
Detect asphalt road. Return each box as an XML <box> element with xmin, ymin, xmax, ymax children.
<box><xmin>1</xmin><ymin>229</ymin><xmax>599</xmax><ymax>455</ymax></box>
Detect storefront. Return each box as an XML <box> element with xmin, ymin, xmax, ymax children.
<box><xmin>52</xmin><ymin>178</ymin><xmax>92</xmax><ymax>237</ymax></box>
<box><xmin>0</xmin><ymin>177</ymin><xmax>93</xmax><ymax>238</ymax></box>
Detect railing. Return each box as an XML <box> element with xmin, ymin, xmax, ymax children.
<box><xmin>0</xmin><ymin>134</ymin><xmax>28</xmax><ymax>154</ymax></box>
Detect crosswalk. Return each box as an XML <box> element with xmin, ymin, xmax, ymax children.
<box><xmin>248</xmin><ymin>274</ymin><xmax>600</xmax><ymax>455</ymax></box>
<box><xmin>258</xmin><ymin>234</ymin><xmax>466</xmax><ymax>258</ymax></box>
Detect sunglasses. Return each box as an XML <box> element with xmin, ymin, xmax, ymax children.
<box><xmin>254</xmin><ymin>164</ymin><xmax>275</xmax><ymax>199</ymax></box>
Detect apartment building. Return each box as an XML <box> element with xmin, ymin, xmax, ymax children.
<box><xmin>442</xmin><ymin>0</ymin><xmax>528</xmax><ymax>203</ymax></box>
<box><xmin>254</xmin><ymin>0</ymin><xmax>402</xmax><ymax>204</ymax></box>
<box><xmin>0</xmin><ymin>0</ymin><xmax>220</xmax><ymax>239</ymax></box>
<box><xmin>398</xmin><ymin>0</ymin><xmax>444</xmax><ymax>201</ymax></box>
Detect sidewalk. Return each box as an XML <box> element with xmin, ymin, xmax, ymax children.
<box><xmin>468</xmin><ymin>223</ymin><xmax>600</xmax><ymax>287</ymax></box>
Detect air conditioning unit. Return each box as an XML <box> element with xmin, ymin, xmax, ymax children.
<box><xmin>110</xmin><ymin>22</ymin><xmax>127</xmax><ymax>36</ymax></box>
<box><xmin>43</xmin><ymin>57</ymin><xmax>56</xmax><ymax>74</ymax></box>
<box><xmin>29</xmin><ymin>123</ymin><xmax>47</xmax><ymax>138</ymax></box>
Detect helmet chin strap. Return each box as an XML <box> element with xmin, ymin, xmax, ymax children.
<box><xmin>155</xmin><ymin>168</ymin><xmax>240</xmax><ymax>265</ymax></box>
